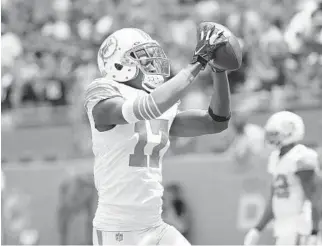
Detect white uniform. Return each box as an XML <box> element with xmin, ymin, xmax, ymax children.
<box><xmin>85</xmin><ymin>78</ymin><xmax>189</xmax><ymax>245</ymax></box>
<box><xmin>267</xmin><ymin>144</ymin><xmax>319</xmax><ymax>245</ymax></box>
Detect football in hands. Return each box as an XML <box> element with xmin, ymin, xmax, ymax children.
<box><xmin>211</xmin><ymin>23</ymin><xmax>242</xmax><ymax>71</ymax></box>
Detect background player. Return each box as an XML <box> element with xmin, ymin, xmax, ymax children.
<box><xmin>244</xmin><ymin>111</ymin><xmax>321</xmax><ymax>245</ymax></box>
<box><xmin>84</xmin><ymin>22</ymin><xmax>239</xmax><ymax>245</ymax></box>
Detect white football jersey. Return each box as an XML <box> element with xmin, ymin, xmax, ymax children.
<box><xmin>84</xmin><ymin>78</ymin><xmax>179</xmax><ymax>231</ymax></box>
<box><xmin>267</xmin><ymin>144</ymin><xmax>319</xmax><ymax>235</ymax></box>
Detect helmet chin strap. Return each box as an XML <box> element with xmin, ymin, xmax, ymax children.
<box><xmin>142</xmin><ymin>74</ymin><xmax>164</xmax><ymax>92</ymax></box>
<box><xmin>105</xmin><ymin>62</ymin><xmax>165</xmax><ymax>92</ymax></box>
<box><xmin>267</xmin><ymin>140</ymin><xmax>283</xmax><ymax>150</ymax></box>
<box><xmin>270</xmin><ymin>140</ymin><xmax>292</xmax><ymax>150</ymax></box>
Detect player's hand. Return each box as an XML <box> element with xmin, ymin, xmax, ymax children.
<box><xmin>208</xmin><ymin>60</ymin><xmax>226</xmax><ymax>73</ymax></box>
<box><xmin>244</xmin><ymin>228</ymin><xmax>260</xmax><ymax>245</ymax></box>
<box><xmin>191</xmin><ymin>22</ymin><xmax>228</xmax><ymax>70</ymax></box>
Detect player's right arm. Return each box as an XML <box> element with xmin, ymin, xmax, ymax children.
<box><xmin>86</xmin><ymin>22</ymin><xmax>226</xmax><ymax>131</ymax></box>
<box><xmin>85</xmin><ymin>63</ymin><xmax>202</xmax><ymax>131</ymax></box>
<box><xmin>244</xmin><ymin>186</ymin><xmax>274</xmax><ymax>245</ymax></box>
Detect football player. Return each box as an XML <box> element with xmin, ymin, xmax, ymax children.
<box><xmin>85</xmin><ymin>23</ymin><xmax>233</xmax><ymax>246</ymax></box>
<box><xmin>244</xmin><ymin>111</ymin><xmax>321</xmax><ymax>245</ymax></box>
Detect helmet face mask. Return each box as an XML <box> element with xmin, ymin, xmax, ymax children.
<box><xmin>124</xmin><ymin>43</ymin><xmax>170</xmax><ymax>77</ymax></box>
<box><xmin>265</xmin><ymin>130</ymin><xmax>289</xmax><ymax>148</ymax></box>
<box><xmin>265</xmin><ymin>131</ymin><xmax>279</xmax><ymax>147</ymax></box>
<box><xmin>97</xmin><ymin>28</ymin><xmax>170</xmax><ymax>92</ymax></box>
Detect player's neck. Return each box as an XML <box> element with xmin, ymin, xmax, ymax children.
<box><xmin>125</xmin><ymin>71</ymin><xmax>148</xmax><ymax>92</ymax></box>
<box><xmin>279</xmin><ymin>143</ymin><xmax>296</xmax><ymax>157</ymax></box>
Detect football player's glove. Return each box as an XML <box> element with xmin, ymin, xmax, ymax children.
<box><xmin>208</xmin><ymin>60</ymin><xmax>226</xmax><ymax>73</ymax></box>
<box><xmin>191</xmin><ymin>22</ymin><xmax>228</xmax><ymax>70</ymax></box>
<box><xmin>244</xmin><ymin>228</ymin><xmax>260</xmax><ymax>245</ymax></box>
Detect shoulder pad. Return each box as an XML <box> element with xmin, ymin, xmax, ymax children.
<box><xmin>84</xmin><ymin>78</ymin><xmax>123</xmax><ymax>110</ymax></box>
<box><xmin>296</xmin><ymin>146</ymin><xmax>319</xmax><ymax>172</ymax></box>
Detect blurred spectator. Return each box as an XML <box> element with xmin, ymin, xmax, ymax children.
<box><xmin>284</xmin><ymin>0</ymin><xmax>321</xmax><ymax>55</ymax></box>
<box><xmin>57</xmin><ymin>170</ymin><xmax>96</xmax><ymax>245</ymax></box>
<box><xmin>162</xmin><ymin>184</ymin><xmax>191</xmax><ymax>241</ymax></box>
<box><xmin>19</xmin><ymin>229</ymin><xmax>40</xmax><ymax>245</ymax></box>
<box><xmin>311</xmin><ymin>2</ymin><xmax>322</xmax><ymax>43</ymax></box>
<box><xmin>41</xmin><ymin>18</ymin><xmax>71</xmax><ymax>41</ymax></box>
<box><xmin>44</xmin><ymin>79</ymin><xmax>67</xmax><ymax>106</ymax></box>
<box><xmin>1</xmin><ymin>32</ymin><xmax>23</xmax><ymax>68</ymax></box>
<box><xmin>95</xmin><ymin>15</ymin><xmax>114</xmax><ymax>39</ymax></box>
<box><xmin>1</xmin><ymin>0</ymin><xmax>322</xmax><ymax>244</ymax></box>
<box><xmin>77</xmin><ymin>18</ymin><xmax>94</xmax><ymax>41</ymax></box>
<box><xmin>1</xmin><ymin>186</ymin><xmax>39</xmax><ymax>245</ymax></box>
<box><xmin>1</xmin><ymin>0</ymin><xmax>322</xmax><ymax>166</ymax></box>
<box><xmin>1</xmin><ymin>170</ymin><xmax>5</xmax><ymax>192</ymax></box>
<box><xmin>317</xmin><ymin>146</ymin><xmax>322</xmax><ymax>170</ymax></box>
<box><xmin>1</xmin><ymin>72</ymin><xmax>14</xmax><ymax>111</ymax></box>
<box><xmin>1</xmin><ymin>171</ymin><xmax>5</xmax><ymax>245</ymax></box>
<box><xmin>1</xmin><ymin>0</ymin><xmax>322</xmax><ymax>116</ymax></box>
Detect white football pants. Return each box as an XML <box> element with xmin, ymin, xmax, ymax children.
<box><xmin>93</xmin><ymin>222</ymin><xmax>190</xmax><ymax>246</ymax></box>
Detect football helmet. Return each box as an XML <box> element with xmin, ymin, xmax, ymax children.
<box><xmin>264</xmin><ymin>111</ymin><xmax>305</xmax><ymax>148</ymax></box>
<box><xmin>97</xmin><ymin>28</ymin><xmax>170</xmax><ymax>91</ymax></box>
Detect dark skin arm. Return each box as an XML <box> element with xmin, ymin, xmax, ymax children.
<box><xmin>296</xmin><ymin>169</ymin><xmax>320</xmax><ymax>232</ymax></box>
<box><xmin>255</xmin><ymin>185</ymin><xmax>274</xmax><ymax>232</ymax></box>
<box><xmin>169</xmin><ymin>63</ymin><xmax>231</xmax><ymax>137</ymax></box>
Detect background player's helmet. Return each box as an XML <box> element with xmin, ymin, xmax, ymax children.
<box><xmin>264</xmin><ymin>111</ymin><xmax>305</xmax><ymax>148</ymax></box>
<box><xmin>97</xmin><ymin>28</ymin><xmax>170</xmax><ymax>91</ymax></box>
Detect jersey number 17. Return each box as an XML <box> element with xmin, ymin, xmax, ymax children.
<box><xmin>129</xmin><ymin>119</ymin><xmax>169</xmax><ymax>168</ymax></box>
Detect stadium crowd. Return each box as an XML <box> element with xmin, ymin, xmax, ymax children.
<box><xmin>1</xmin><ymin>0</ymin><xmax>322</xmax><ymax>245</ymax></box>
<box><xmin>2</xmin><ymin>0</ymin><xmax>322</xmax><ymax>113</ymax></box>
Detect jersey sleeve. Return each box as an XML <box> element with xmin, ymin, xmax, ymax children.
<box><xmin>84</xmin><ymin>79</ymin><xmax>123</xmax><ymax>113</ymax></box>
<box><xmin>296</xmin><ymin>148</ymin><xmax>319</xmax><ymax>172</ymax></box>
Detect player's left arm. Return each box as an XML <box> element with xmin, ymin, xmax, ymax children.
<box><xmin>296</xmin><ymin>155</ymin><xmax>321</xmax><ymax>235</ymax></box>
<box><xmin>169</xmin><ymin>71</ymin><xmax>231</xmax><ymax>137</ymax></box>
